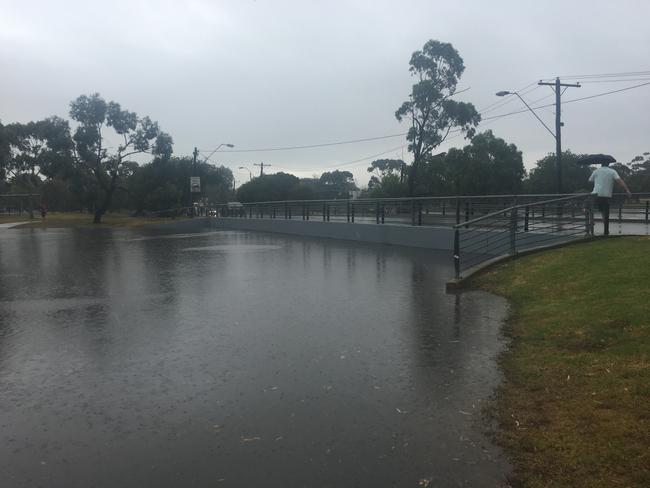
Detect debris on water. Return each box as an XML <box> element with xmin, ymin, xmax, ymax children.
<box><xmin>274</xmin><ymin>436</ymin><xmax>283</xmax><ymax>442</ymax></box>
<box><xmin>418</xmin><ymin>477</ymin><xmax>432</xmax><ymax>487</ymax></box>
<box><xmin>241</xmin><ymin>436</ymin><xmax>261</xmax><ymax>442</ymax></box>
<box><xmin>396</xmin><ymin>408</ymin><xmax>408</xmax><ymax>414</ymax></box>
<box><xmin>458</xmin><ymin>410</ymin><xmax>472</xmax><ymax>416</ymax></box>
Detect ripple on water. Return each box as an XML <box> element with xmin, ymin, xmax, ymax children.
<box><xmin>182</xmin><ymin>244</ymin><xmax>282</xmax><ymax>252</ymax></box>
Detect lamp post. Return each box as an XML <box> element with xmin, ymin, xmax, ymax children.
<box><xmin>496</xmin><ymin>87</ymin><xmax>576</xmax><ymax>194</ymax></box>
<box><xmin>203</xmin><ymin>143</ymin><xmax>234</xmax><ymax>165</ymax></box>
<box><xmin>191</xmin><ymin>143</ymin><xmax>234</xmax><ymax>216</ymax></box>
<box><xmin>238</xmin><ymin>166</ymin><xmax>253</xmax><ymax>181</ymax></box>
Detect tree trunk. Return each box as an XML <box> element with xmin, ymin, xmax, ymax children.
<box><xmin>92</xmin><ymin>175</ymin><xmax>118</xmax><ymax>224</ymax></box>
<box><xmin>408</xmin><ymin>161</ymin><xmax>418</xmax><ymax>196</ymax></box>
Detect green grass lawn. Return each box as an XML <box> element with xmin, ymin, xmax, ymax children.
<box><xmin>472</xmin><ymin>237</ymin><xmax>650</xmax><ymax>487</ymax></box>
<box><xmin>0</xmin><ymin>212</ymin><xmax>192</xmax><ymax>228</ymax></box>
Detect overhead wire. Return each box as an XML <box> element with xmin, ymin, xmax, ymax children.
<box><xmin>223</xmin><ymin>71</ymin><xmax>649</xmax><ymax>177</ymax></box>
<box><xmin>199</xmin><ymin>132</ymin><xmax>407</xmax><ymax>154</ymax></box>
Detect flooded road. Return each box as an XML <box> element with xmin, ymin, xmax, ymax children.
<box><xmin>0</xmin><ymin>226</ymin><xmax>510</xmax><ymax>487</ymax></box>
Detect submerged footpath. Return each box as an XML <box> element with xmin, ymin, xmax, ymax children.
<box><xmin>469</xmin><ymin>237</ymin><xmax>650</xmax><ymax>487</ymax></box>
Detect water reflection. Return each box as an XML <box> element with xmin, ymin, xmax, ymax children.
<box><xmin>0</xmin><ymin>227</ymin><xmax>509</xmax><ymax>487</ymax></box>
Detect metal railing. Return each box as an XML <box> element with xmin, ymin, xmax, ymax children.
<box><xmin>216</xmin><ymin>193</ymin><xmax>650</xmax><ymax>228</ymax></box>
<box><xmin>452</xmin><ymin>194</ymin><xmax>595</xmax><ymax>279</ymax></box>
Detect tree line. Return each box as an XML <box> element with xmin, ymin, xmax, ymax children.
<box><xmin>0</xmin><ymin>93</ymin><xmax>234</xmax><ymax>223</ymax></box>
<box><xmin>3</xmin><ymin>40</ymin><xmax>649</xmax><ymax>220</ymax></box>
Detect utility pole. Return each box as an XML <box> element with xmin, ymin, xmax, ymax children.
<box><xmin>254</xmin><ymin>162</ymin><xmax>271</xmax><ymax>176</ymax></box>
<box><xmin>538</xmin><ymin>78</ymin><xmax>580</xmax><ymax>193</ymax></box>
<box><xmin>189</xmin><ymin>147</ymin><xmax>199</xmax><ymax>216</ymax></box>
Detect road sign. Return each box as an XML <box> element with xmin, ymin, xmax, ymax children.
<box><xmin>190</xmin><ymin>177</ymin><xmax>201</xmax><ymax>193</ymax></box>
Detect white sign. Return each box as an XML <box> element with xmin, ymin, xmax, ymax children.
<box><xmin>190</xmin><ymin>177</ymin><xmax>201</xmax><ymax>193</ymax></box>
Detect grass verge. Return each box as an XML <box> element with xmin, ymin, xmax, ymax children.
<box><xmin>0</xmin><ymin>212</ymin><xmax>192</xmax><ymax>228</ymax></box>
<box><xmin>471</xmin><ymin>237</ymin><xmax>650</xmax><ymax>487</ymax></box>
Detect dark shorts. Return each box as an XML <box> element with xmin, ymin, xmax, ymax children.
<box><xmin>596</xmin><ymin>197</ymin><xmax>611</xmax><ymax>214</ymax></box>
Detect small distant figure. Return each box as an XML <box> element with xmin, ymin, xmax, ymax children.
<box><xmin>588</xmin><ymin>160</ymin><xmax>631</xmax><ymax>236</ymax></box>
<box><xmin>40</xmin><ymin>202</ymin><xmax>48</xmax><ymax>219</ymax></box>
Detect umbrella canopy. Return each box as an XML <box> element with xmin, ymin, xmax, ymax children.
<box><xmin>576</xmin><ymin>154</ymin><xmax>617</xmax><ymax>166</ymax></box>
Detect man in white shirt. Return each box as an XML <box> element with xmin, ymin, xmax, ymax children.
<box><xmin>589</xmin><ymin>161</ymin><xmax>632</xmax><ymax>235</ymax></box>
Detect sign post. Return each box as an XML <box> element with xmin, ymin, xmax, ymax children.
<box><xmin>190</xmin><ymin>177</ymin><xmax>201</xmax><ymax>216</ymax></box>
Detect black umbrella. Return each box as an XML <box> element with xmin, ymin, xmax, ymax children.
<box><xmin>576</xmin><ymin>154</ymin><xmax>617</xmax><ymax>166</ymax></box>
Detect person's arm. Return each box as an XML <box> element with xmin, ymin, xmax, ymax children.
<box><xmin>616</xmin><ymin>178</ymin><xmax>632</xmax><ymax>197</ymax></box>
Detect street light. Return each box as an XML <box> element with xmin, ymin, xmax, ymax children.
<box><xmin>203</xmin><ymin>143</ymin><xmax>234</xmax><ymax>164</ymax></box>
<box><xmin>495</xmin><ymin>91</ymin><xmax>556</xmax><ymax>139</ymax></box>
<box><xmin>238</xmin><ymin>166</ymin><xmax>253</xmax><ymax>181</ymax></box>
<box><xmin>496</xmin><ymin>90</ymin><xmax>563</xmax><ymax>193</ymax></box>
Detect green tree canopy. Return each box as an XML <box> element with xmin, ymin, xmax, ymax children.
<box><xmin>69</xmin><ymin>93</ymin><xmax>173</xmax><ymax>223</ymax></box>
<box><xmin>236</xmin><ymin>172</ymin><xmax>302</xmax><ymax>202</ymax></box>
<box><xmin>444</xmin><ymin>130</ymin><xmax>525</xmax><ymax>195</ymax></box>
<box><xmin>128</xmin><ymin>157</ymin><xmax>233</xmax><ymax>213</ymax></box>
<box><xmin>319</xmin><ymin>170</ymin><xmax>357</xmax><ymax>198</ymax></box>
<box><xmin>395</xmin><ymin>40</ymin><xmax>480</xmax><ymax>195</ymax></box>
<box><xmin>524</xmin><ymin>151</ymin><xmax>590</xmax><ymax>194</ymax></box>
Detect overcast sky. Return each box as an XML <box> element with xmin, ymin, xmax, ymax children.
<box><xmin>2</xmin><ymin>0</ymin><xmax>649</xmax><ymax>187</ymax></box>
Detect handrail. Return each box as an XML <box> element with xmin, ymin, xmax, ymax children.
<box><xmin>230</xmin><ymin>192</ymin><xmax>650</xmax><ymax>207</ymax></box>
<box><xmin>453</xmin><ymin>194</ymin><xmax>590</xmax><ymax>229</ymax></box>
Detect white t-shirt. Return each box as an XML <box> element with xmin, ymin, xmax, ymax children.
<box><xmin>589</xmin><ymin>166</ymin><xmax>620</xmax><ymax>198</ymax></box>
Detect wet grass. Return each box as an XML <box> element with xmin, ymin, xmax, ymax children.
<box><xmin>471</xmin><ymin>237</ymin><xmax>650</xmax><ymax>487</ymax></box>
<box><xmin>0</xmin><ymin>212</ymin><xmax>192</xmax><ymax>228</ymax></box>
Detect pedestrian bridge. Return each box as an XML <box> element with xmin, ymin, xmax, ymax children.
<box><xmin>208</xmin><ymin>193</ymin><xmax>649</xmax><ymax>279</ymax></box>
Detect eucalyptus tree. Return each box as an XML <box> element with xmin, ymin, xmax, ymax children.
<box><xmin>395</xmin><ymin>40</ymin><xmax>480</xmax><ymax>195</ymax></box>
<box><xmin>1</xmin><ymin>117</ymin><xmax>74</xmax><ymax>215</ymax></box>
<box><xmin>69</xmin><ymin>93</ymin><xmax>173</xmax><ymax>223</ymax></box>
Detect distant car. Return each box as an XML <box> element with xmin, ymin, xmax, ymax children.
<box><xmin>208</xmin><ymin>209</ymin><xmax>218</xmax><ymax>216</ymax></box>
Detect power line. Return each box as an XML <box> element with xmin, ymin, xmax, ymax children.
<box><xmin>574</xmin><ymin>78</ymin><xmax>650</xmax><ymax>84</ymax></box>
<box><xmin>550</xmin><ymin>70</ymin><xmax>650</xmax><ymax>80</ymax></box>
<box><xmin>272</xmin><ymin>144</ymin><xmax>409</xmax><ymax>173</ymax></box>
<box><xmin>199</xmin><ymin>132</ymin><xmax>407</xmax><ymax>154</ymax></box>
<box><xmin>482</xmin><ymin>81</ymin><xmax>650</xmax><ymax>121</ymax></box>
<box><xmin>263</xmin><ymin>81</ymin><xmax>650</xmax><ymax>174</ymax></box>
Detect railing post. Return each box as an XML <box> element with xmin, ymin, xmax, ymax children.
<box><xmin>411</xmin><ymin>201</ymin><xmax>416</xmax><ymax>226</ymax></box>
<box><xmin>646</xmin><ymin>201</ymin><xmax>649</xmax><ymax>223</ymax></box>
<box><xmin>417</xmin><ymin>202</ymin><xmax>422</xmax><ymax>226</ymax></box>
<box><xmin>585</xmin><ymin>196</ymin><xmax>593</xmax><ymax>236</ymax></box>
<box><xmin>376</xmin><ymin>203</ymin><xmax>380</xmax><ymax>224</ymax></box>
<box><xmin>322</xmin><ymin>203</ymin><xmax>326</xmax><ymax>221</ymax></box>
<box><xmin>288</xmin><ymin>205</ymin><xmax>292</xmax><ymax>219</ymax></box>
<box><xmin>272</xmin><ymin>206</ymin><xmax>276</xmax><ymax>219</ymax></box>
<box><xmin>351</xmin><ymin>203</ymin><xmax>355</xmax><ymax>223</ymax></box>
<box><xmin>442</xmin><ymin>201</ymin><xmax>446</xmax><ymax>216</ymax></box>
<box><xmin>249</xmin><ymin>206</ymin><xmax>253</xmax><ymax>219</ymax></box>
<box><xmin>326</xmin><ymin>204</ymin><xmax>330</xmax><ymax>222</ymax></box>
<box><xmin>381</xmin><ymin>204</ymin><xmax>385</xmax><ymax>224</ymax></box>
<box><xmin>524</xmin><ymin>206</ymin><xmax>530</xmax><ymax>232</ymax></box>
<box><xmin>510</xmin><ymin>207</ymin><xmax>518</xmax><ymax>255</ymax></box>
<box><xmin>346</xmin><ymin>201</ymin><xmax>350</xmax><ymax>223</ymax></box>
<box><xmin>454</xmin><ymin>228</ymin><xmax>460</xmax><ymax>280</ymax></box>
<box><xmin>618</xmin><ymin>202</ymin><xmax>623</xmax><ymax>223</ymax></box>
<box><xmin>464</xmin><ymin>200</ymin><xmax>470</xmax><ymax>223</ymax></box>
<box><xmin>455</xmin><ymin>198</ymin><xmax>461</xmax><ymax>226</ymax></box>
<box><xmin>260</xmin><ymin>206</ymin><xmax>263</xmax><ymax>219</ymax></box>
<box><xmin>306</xmin><ymin>203</ymin><xmax>309</xmax><ymax>220</ymax></box>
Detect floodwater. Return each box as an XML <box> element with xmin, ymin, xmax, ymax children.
<box><xmin>0</xmin><ymin>226</ymin><xmax>510</xmax><ymax>487</ymax></box>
